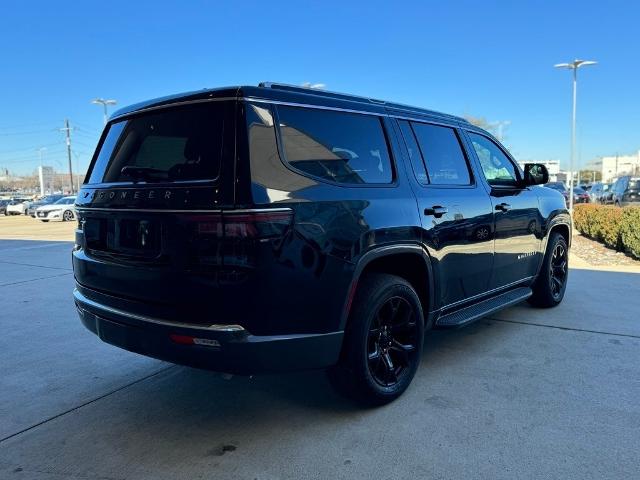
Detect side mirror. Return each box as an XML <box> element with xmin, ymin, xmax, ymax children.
<box><xmin>523</xmin><ymin>163</ymin><xmax>549</xmax><ymax>186</ymax></box>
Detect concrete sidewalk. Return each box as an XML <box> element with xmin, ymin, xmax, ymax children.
<box><xmin>0</xmin><ymin>239</ymin><xmax>639</xmax><ymax>480</ymax></box>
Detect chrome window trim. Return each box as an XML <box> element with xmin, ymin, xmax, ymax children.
<box><xmin>245</xmin><ymin>97</ymin><xmax>387</xmax><ymax>117</ymax></box>
<box><xmin>111</xmin><ymin>95</ymin><xmax>466</xmax><ymax>129</ymax></box>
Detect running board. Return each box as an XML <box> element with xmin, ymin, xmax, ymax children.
<box><xmin>435</xmin><ymin>287</ymin><xmax>532</xmax><ymax>328</ymax></box>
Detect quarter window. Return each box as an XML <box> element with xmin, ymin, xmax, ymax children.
<box><xmin>398</xmin><ymin>121</ymin><xmax>428</xmax><ymax>184</ymax></box>
<box><xmin>410</xmin><ymin>122</ymin><xmax>471</xmax><ymax>185</ymax></box>
<box><xmin>468</xmin><ymin>133</ymin><xmax>519</xmax><ymax>187</ymax></box>
<box><xmin>277</xmin><ymin>106</ymin><xmax>393</xmax><ymax>184</ymax></box>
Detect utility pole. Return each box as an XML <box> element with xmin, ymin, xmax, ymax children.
<box><xmin>60</xmin><ymin>119</ymin><xmax>74</xmax><ymax>194</ymax></box>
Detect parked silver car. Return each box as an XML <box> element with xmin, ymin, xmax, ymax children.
<box><xmin>35</xmin><ymin>196</ymin><xmax>76</xmax><ymax>222</ymax></box>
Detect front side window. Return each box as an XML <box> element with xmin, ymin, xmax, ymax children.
<box><xmin>410</xmin><ymin>122</ymin><xmax>471</xmax><ymax>185</ymax></box>
<box><xmin>468</xmin><ymin>132</ymin><xmax>519</xmax><ymax>187</ymax></box>
<box><xmin>277</xmin><ymin>106</ymin><xmax>393</xmax><ymax>184</ymax></box>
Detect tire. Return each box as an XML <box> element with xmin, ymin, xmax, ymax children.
<box><xmin>528</xmin><ymin>232</ymin><xmax>568</xmax><ymax>308</ymax></box>
<box><xmin>41</xmin><ymin>220</ymin><xmax>49</xmax><ymax>223</ymax></box>
<box><xmin>62</xmin><ymin>210</ymin><xmax>73</xmax><ymax>222</ymax></box>
<box><xmin>327</xmin><ymin>273</ymin><xmax>424</xmax><ymax>406</ymax></box>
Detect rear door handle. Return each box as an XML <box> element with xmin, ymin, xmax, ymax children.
<box><xmin>495</xmin><ymin>203</ymin><xmax>511</xmax><ymax>212</ymax></box>
<box><xmin>424</xmin><ymin>206</ymin><xmax>448</xmax><ymax>218</ymax></box>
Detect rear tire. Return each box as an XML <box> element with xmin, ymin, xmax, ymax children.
<box><xmin>328</xmin><ymin>274</ymin><xmax>424</xmax><ymax>406</ymax></box>
<box><xmin>528</xmin><ymin>232</ymin><xmax>568</xmax><ymax>308</ymax></box>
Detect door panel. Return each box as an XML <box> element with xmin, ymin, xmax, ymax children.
<box><xmin>464</xmin><ymin>131</ymin><xmax>542</xmax><ymax>289</ymax></box>
<box><xmin>489</xmin><ymin>188</ymin><xmax>542</xmax><ymax>287</ymax></box>
<box><xmin>396</xmin><ymin>120</ymin><xmax>494</xmax><ymax>309</ymax></box>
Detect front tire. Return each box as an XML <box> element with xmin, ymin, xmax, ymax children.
<box><xmin>528</xmin><ymin>232</ymin><xmax>568</xmax><ymax>308</ymax></box>
<box><xmin>328</xmin><ymin>274</ymin><xmax>424</xmax><ymax>406</ymax></box>
<box><xmin>62</xmin><ymin>210</ymin><xmax>74</xmax><ymax>221</ymax></box>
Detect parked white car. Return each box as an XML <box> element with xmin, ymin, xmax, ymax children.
<box><xmin>35</xmin><ymin>196</ymin><xmax>76</xmax><ymax>222</ymax></box>
<box><xmin>6</xmin><ymin>199</ymin><xmax>31</xmax><ymax>215</ymax></box>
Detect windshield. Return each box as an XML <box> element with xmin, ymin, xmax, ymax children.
<box><xmin>86</xmin><ymin>102</ymin><xmax>231</xmax><ymax>184</ymax></box>
<box><xmin>54</xmin><ymin>197</ymin><xmax>75</xmax><ymax>205</ymax></box>
<box><xmin>629</xmin><ymin>179</ymin><xmax>640</xmax><ymax>190</ymax></box>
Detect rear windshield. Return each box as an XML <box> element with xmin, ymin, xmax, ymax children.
<box><xmin>86</xmin><ymin>102</ymin><xmax>231</xmax><ymax>184</ymax></box>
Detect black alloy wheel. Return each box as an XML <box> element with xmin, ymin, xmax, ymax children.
<box><xmin>529</xmin><ymin>232</ymin><xmax>569</xmax><ymax>308</ymax></box>
<box><xmin>328</xmin><ymin>273</ymin><xmax>424</xmax><ymax>406</ymax></box>
<box><xmin>367</xmin><ymin>296</ymin><xmax>419</xmax><ymax>388</ymax></box>
<box><xmin>549</xmin><ymin>242</ymin><xmax>568</xmax><ymax>301</ymax></box>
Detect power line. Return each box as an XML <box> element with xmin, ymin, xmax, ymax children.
<box><xmin>0</xmin><ymin>128</ymin><xmax>57</xmax><ymax>137</ymax></box>
<box><xmin>0</xmin><ymin>142</ymin><xmax>62</xmax><ymax>155</ymax></box>
<box><xmin>0</xmin><ymin>151</ymin><xmax>67</xmax><ymax>163</ymax></box>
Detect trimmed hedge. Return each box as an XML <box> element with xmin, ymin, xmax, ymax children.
<box><xmin>573</xmin><ymin>204</ymin><xmax>640</xmax><ymax>259</ymax></box>
<box><xmin>620</xmin><ymin>208</ymin><xmax>640</xmax><ymax>260</ymax></box>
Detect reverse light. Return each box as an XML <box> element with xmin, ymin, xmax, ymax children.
<box><xmin>169</xmin><ymin>334</ymin><xmax>221</xmax><ymax>347</ymax></box>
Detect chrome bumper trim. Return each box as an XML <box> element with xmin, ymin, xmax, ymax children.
<box><xmin>73</xmin><ymin>288</ymin><xmax>246</xmax><ymax>333</ymax></box>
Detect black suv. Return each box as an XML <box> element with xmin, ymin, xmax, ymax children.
<box><xmin>608</xmin><ymin>176</ymin><xmax>640</xmax><ymax>206</ymax></box>
<box><xmin>73</xmin><ymin>83</ymin><xmax>570</xmax><ymax>405</ymax></box>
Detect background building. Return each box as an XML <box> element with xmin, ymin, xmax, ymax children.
<box><xmin>38</xmin><ymin>166</ymin><xmax>54</xmax><ymax>196</ymax></box>
<box><xmin>600</xmin><ymin>150</ymin><xmax>640</xmax><ymax>182</ymax></box>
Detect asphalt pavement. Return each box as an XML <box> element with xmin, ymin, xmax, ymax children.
<box><xmin>0</xmin><ymin>226</ymin><xmax>639</xmax><ymax>479</ymax></box>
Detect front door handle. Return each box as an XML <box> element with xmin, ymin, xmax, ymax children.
<box><xmin>424</xmin><ymin>205</ymin><xmax>448</xmax><ymax>218</ymax></box>
<box><xmin>495</xmin><ymin>203</ymin><xmax>511</xmax><ymax>212</ymax></box>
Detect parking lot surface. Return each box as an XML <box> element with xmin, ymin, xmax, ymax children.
<box><xmin>1</xmin><ymin>217</ymin><xmax>639</xmax><ymax>479</ymax></box>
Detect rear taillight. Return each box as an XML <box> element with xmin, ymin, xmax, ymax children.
<box><xmin>185</xmin><ymin>208</ymin><xmax>293</xmax><ymax>273</ymax></box>
<box><xmin>191</xmin><ymin>209</ymin><xmax>293</xmax><ymax>239</ymax></box>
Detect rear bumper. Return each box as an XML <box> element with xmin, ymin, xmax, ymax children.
<box><xmin>74</xmin><ymin>288</ymin><xmax>343</xmax><ymax>375</ymax></box>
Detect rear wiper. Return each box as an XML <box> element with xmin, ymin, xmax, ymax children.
<box><xmin>120</xmin><ymin>166</ymin><xmax>167</xmax><ymax>183</ymax></box>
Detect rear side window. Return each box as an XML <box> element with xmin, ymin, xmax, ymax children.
<box><xmin>410</xmin><ymin>122</ymin><xmax>471</xmax><ymax>185</ymax></box>
<box><xmin>86</xmin><ymin>102</ymin><xmax>230</xmax><ymax>184</ymax></box>
<box><xmin>277</xmin><ymin>106</ymin><xmax>393</xmax><ymax>184</ymax></box>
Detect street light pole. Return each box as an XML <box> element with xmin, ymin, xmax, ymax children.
<box><xmin>554</xmin><ymin>59</ymin><xmax>597</xmax><ymax>212</ymax></box>
<box><xmin>91</xmin><ymin>98</ymin><xmax>117</xmax><ymax>125</ymax></box>
<box><xmin>37</xmin><ymin>147</ymin><xmax>46</xmax><ymax>168</ymax></box>
<box><xmin>37</xmin><ymin>147</ymin><xmax>47</xmax><ymax>196</ymax></box>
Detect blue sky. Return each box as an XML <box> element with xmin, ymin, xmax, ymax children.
<box><xmin>1</xmin><ymin>0</ymin><xmax>638</xmax><ymax>176</ymax></box>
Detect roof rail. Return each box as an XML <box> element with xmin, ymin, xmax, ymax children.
<box><xmin>258</xmin><ymin>81</ymin><xmax>467</xmax><ymax>123</ymax></box>
<box><xmin>258</xmin><ymin>81</ymin><xmax>386</xmax><ymax>105</ymax></box>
